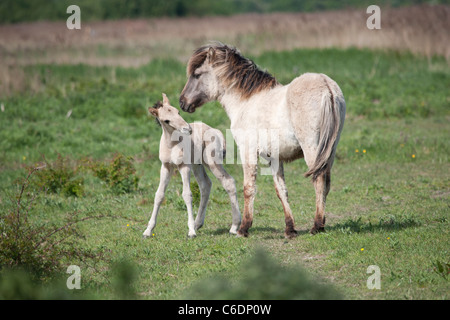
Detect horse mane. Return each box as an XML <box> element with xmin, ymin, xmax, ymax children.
<box><xmin>187</xmin><ymin>43</ymin><xmax>279</xmax><ymax>99</ymax></box>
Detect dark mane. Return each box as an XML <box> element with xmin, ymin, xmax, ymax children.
<box><xmin>187</xmin><ymin>43</ymin><xmax>279</xmax><ymax>99</ymax></box>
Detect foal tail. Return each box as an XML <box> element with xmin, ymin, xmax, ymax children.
<box><xmin>305</xmin><ymin>77</ymin><xmax>345</xmax><ymax>181</ymax></box>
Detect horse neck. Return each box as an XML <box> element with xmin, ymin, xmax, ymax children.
<box><xmin>218</xmin><ymin>87</ymin><xmax>272</xmax><ymax>122</ymax></box>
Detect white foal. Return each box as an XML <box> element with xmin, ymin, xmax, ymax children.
<box><xmin>143</xmin><ymin>93</ymin><xmax>241</xmax><ymax>238</ymax></box>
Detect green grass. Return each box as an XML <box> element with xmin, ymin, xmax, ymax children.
<box><xmin>0</xmin><ymin>48</ymin><xmax>449</xmax><ymax>299</ymax></box>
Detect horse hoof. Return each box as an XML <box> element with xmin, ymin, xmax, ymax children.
<box><xmin>237</xmin><ymin>230</ymin><xmax>249</xmax><ymax>238</ymax></box>
<box><xmin>284</xmin><ymin>229</ymin><xmax>298</xmax><ymax>239</ymax></box>
<box><xmin>310</xmin><ymin>226</ymin><xmax>325</xmax><ymax>235</ymax></box>
<box><xmin>187</xmin><ymin>233</ymin><xmax>197</xmax><ymax>239</ymax></box>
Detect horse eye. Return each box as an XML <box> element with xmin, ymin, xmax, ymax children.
<box><xmin>164</xmin><ymin>120</ymin><xmax>170</xmax><ymax>124</ymax></box>
<box><xmin>194</xmin><ymin>73</ymin><xmax>201</xmax><ymax>79</ymax></box>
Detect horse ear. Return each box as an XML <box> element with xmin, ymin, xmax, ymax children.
<box><xmin>162</xmin><ymin>93</ymin><xmax>170</xmax><ymax>105</ymax></box>
<box><xmin>207</xmin><ymin>47</ymin><xmax>216</xmax><ymax>63</ymax></box>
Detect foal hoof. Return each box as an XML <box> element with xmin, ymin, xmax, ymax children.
<box><xmin>187</xmin><ymin>233</ymin><xmax>197</xmax><ymax>239</ymax></box>
<box><xmin>142</xmin><ymin>231</ymin><xmax>152</xmax><ymax>239</ymax></box>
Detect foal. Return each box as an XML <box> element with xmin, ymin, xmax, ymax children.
<box><xmin>143</xmin><ymin>93</ymin><xmax>241</xmax><ymax>238</ymax></box>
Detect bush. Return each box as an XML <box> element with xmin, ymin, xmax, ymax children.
<box><xmin>32</xmin><ymin>154</ymin><xmax>84</xmax><ymax>197</ymax></box>
<box><xmin>0</xmin><ymin>169</ymin><xmax>103</xmax><ymax>279</ymax></box>
<box><xmin>87</xmin><ymin>153</ymin><xmax>139</xmax><ymax>194</ymax></box>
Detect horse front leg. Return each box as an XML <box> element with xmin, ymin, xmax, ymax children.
<box><xmin>143</xmin><ymin>163</ymin><xmax>172</xmax><ymax>238</ymax></box>
<box><xmin>179</xmin><ymin>164</ymin><xmax>196</xmax><ymax>238</ymax></box>
<box><xmin>271</xmin><ymin>161</ymin><xmax>298</xmax><ymax>239</ymax></box>
<box><xmin>237</xmin><ymin>163</ymin><xmax>257</xmax><ymax>237</ymax></box>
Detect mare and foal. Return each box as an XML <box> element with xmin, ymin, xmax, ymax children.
<box><xmin>144</xmin><ymin>43</ymin><xmax>345</xmax><ymax>238</ymax></box>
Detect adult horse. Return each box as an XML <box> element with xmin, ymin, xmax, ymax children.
<box><xmin>179</xmin><ymin>43</ymin><xmax>346</xmax><ymax>238</ymax></box>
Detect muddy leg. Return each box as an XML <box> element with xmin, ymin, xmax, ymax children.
<box><xmin>310</xmin><ymin>170</ymin><xmax>331</xmax><ymax>235</ymax></box>
<box><xmin>237</xmin><ymin>163</ymin><xmax>257</xmax><ymax>237</ymax></box>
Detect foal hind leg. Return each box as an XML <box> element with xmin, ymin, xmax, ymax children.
<box><xmin>207</xmin><ymin>163</ymin><xmax>241</xmax><ymax>235</ymax></box>
<box><xmin>179</xmin><ymin>164</ymin><xmax>196</xmax><ymax>238</ymax></box>
<box><xmin>272</xmin><ymin>161</ymin><xmax>297</xmax><ymax>239</ymax></box>
<box><xmin>310</xmin><ymin>169</ymin><xmax>331</xmax><ymax>234</ymax></box>
<box><xmin>192</xmin><ymin>164</ymin><xmax>212</xmax><ymax>231</ymax></box>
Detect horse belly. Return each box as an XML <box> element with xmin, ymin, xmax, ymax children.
<box><xmin>254</xmin><ymin>127</ymin><xmax>303</xmax><ymax>162</ymax></box>
<box><xmin>277</xmin><ymin>129</ymin><xmax>304</xmax><ymax>162</ymax></box>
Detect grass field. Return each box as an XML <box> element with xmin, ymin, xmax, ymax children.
<box><xmin>0</xmin><ymin>6</ymin><xmax>449</xmax><ymax>300</ymax></box>
<box><xmin>1</xmin><ymin>46</ymin><xmax>448</xmax><ymax>300</ymax></box>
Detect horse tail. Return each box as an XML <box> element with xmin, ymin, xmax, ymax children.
<box><xmin>305</xmin><ymin>76</ymin><xmax>345</xmax><ymax>181</ymax></box>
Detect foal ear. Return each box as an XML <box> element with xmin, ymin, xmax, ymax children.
<box><xmin>162</xmin><ymin>93</ymin><xmax>170</xmax><ymax>105</ymax></box>
<box><xmin>207</xmin><ymin>47</ymin><xmax>216</xmax><ymax>63</ymax></box>
<box><xmin>148</xmin><ymin>107</ymin><xmax>159</xmax><ymax>118</ymax></box>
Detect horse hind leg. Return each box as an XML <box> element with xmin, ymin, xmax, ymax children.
<box><xmin>272</xmin><ymin>161</ymin><xmax>298</xmax><ymax>239</ymax></box>
<box><xmin>310</xmin><ymin>169</ymin><xmax>331</xmax><ymax>234</ymax></box>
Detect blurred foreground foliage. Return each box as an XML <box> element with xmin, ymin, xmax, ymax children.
<box><xmin>185</xmin><ymin>249</ymin><xmax>342</xmax><ymax>299</ymax></box>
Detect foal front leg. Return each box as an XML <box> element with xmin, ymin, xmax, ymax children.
<box><xmin>179</xmin><ymin>164</ymin><xmax>196</xmax><ymax>238</ymax></box>
<box><xmin>143</xmin><ymin>163</ymin><xmax>172</xmax><ymax>238</ymax></box>
<box><xmin>237</xmin><ymin>163</ymin><xmax>257</xmax><ymax>237</ymax></box>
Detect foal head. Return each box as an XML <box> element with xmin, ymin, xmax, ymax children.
<box><xmin>179</xmin><ymin>42</ymin><xmax>278</xmax><ymax>113</ymax></box>
<box><xmin>149</xmin><ymin>93</ymin><xmax>192</xmax><ymax>135</ymax></box>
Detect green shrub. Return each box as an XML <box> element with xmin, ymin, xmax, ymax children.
<box><xmin>0</xmin><ymin>169</ymin><xmax>97</xmax><ymax>278</ymax></box>
<box><xmin>88</xmin><ymin>153</ymin><xmax>139</xmax><ymax>194</ymax></box>
<box><xmin>32</xmin><ymin>154</ymin><xmax>84</xmax><ymax>197</ymax></box>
